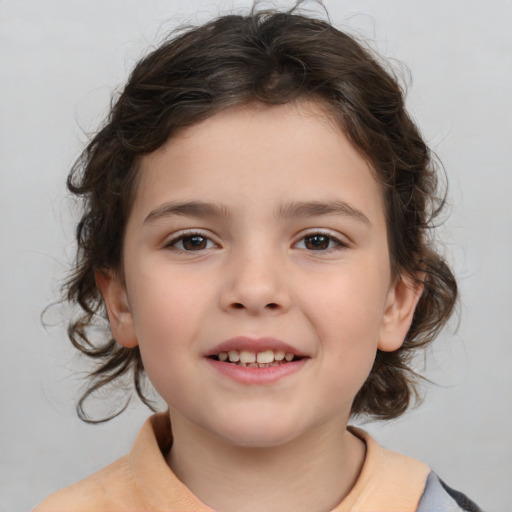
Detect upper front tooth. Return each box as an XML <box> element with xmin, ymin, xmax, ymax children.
<box><xmin>256</xmin><ymin>350</ymin><xmax>274</xmax><ymax>364</ymax></box>
<box><xmin>218</xmin><ymin>352</ymin><xmax>228</xmax><ymax>361</ymax></box>
<box><xmin>228</xmin><ymin>350</ymin><xmax>240</xmax><ymax>362</ymax></box>
<box><xmin>274</xmin><ymin>350</ymin><xmax>285</xmax><ymax>361</ymax></box>
<box><xmin>239</xmin><ymin>350</ymin><xmax>256</xmax><ymax>364</ymax></box>
<box><xmin>285</xmin><ymin>353</ymin><xmax>294</xmax><ymax>361</ymax></box>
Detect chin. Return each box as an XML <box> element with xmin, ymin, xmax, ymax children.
<box><xmin>206</xmin><ymin>415</ymin><xmax>313</xmax><ymax>449</ymax></box>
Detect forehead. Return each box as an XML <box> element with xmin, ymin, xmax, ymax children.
<box><xmin>132</xmin><ymin>101</ymin><xmax>385</xmax><ymax>225</ymax></box>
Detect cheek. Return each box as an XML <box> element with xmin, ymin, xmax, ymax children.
<box><xmin>128</xmin><ymin>274</ymin><xmax>207</xmax><ymax>388</ymax></box>
<box><xmin>129</xmin><ymin>262</ymin><xmax>206</xmax><ymax>335</ymax></box>
<box><xmin>302</xmin><ymin>266</ymin><xmax>389</xmax><ymax>386</ymax></box>
<box><xmin>305</xmin><ymin>268</ymin><xmax>388</xmax><ymax>343</ymax></box>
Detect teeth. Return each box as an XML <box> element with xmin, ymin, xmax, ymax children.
<box><xmin>218</xmin><ymin>349</ymin><xmax>299</xmax><ymax>365</ymax></box>
<box><xmin>274</xmin><ymin>350</ymin><xmax>285</xmax><ymax>361</ymax></box>
<box><xmin>228</xmin><ymin>350</ymin><xmax>240</xmax><ymax>362</ymax></box>
<box><xmin>239</xmin><ymin>350</ymin><xmax>256</xmax><ymax>364</ymax></box>
<box><xmin>256</xmin><ymin>350</ymin><xmax>274</xmax><ymax>364</ymax></box>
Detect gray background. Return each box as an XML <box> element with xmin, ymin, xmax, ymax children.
<box><xmin>1</xmin><ymin>1</ymin><xmax>511</xmax><ymax>510</ymax></box>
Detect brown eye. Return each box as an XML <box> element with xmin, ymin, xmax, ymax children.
<box><xmin>168</xmin><ymin>233</ymin><xmax>215</xmax><ymax>251</ymax></box>
<box><xmin>295</xmin><ymin>233</ymin><xmax>343</xmax><ymax>251</ymax></box>
<box><xmin>182</xmin><ymin>235</ymin><xmax>208</xmax><ymax>250</ymax></box>
<box><xmin>304</xmin><ymin>235</ymin><xmax>331</xmax><ymax>250</ymax></box>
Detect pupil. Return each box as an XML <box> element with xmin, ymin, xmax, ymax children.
<box><xmin>184</xmin><ymin>236</ymin><xmax>206</xmax><ymax>250</ymax></box>
<box><xmin>306</xmin><ymin>235</ymin><xmax>329</xmax><ymax>250</ymax></box>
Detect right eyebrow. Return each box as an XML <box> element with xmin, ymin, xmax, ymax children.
<box><xmin>277</xmin><ymin>200</ymin><xmax>371</xmax><ymax>226</ymax></box>
<box><xmin>144</xmin><ymin>201</ymin><xmax>229</xmax><ymax>225</ymax></box>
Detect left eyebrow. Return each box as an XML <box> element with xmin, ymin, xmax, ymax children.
<box><xmin>144</xmin><ymin>201</ymin><xmax>230</xmax><ymax>225</ymax></box>
<box><xmin>277</xmin><ymin>200</ymin><xmax>371</xmax><ymax>225</ymax></box>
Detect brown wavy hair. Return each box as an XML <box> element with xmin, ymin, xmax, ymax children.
<box><xmin>65</xmin><ymin>6</ymin><xmax>457</xmax><ymax>422</ymax></box>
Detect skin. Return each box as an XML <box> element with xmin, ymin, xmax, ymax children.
<box><xmin>98</xmin><ymin>101</ymin><xmax>422</xmax><ymax>512</ymax></box>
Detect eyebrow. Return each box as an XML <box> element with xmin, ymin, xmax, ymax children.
<box><xmin>144</xmin><ymin>201</ymin><xmax>229</xmax><ymax>224</ymax></box>
<box><xmin>144</xmin><ymin>199</ymin><xmax>370</xmax><ymax>225</ymax></box>
<box><xmin>277</xmin><ymin>200</ymin><xmax>371</xmax><ymax>225</ymax></box>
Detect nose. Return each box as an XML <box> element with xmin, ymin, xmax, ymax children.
<box><xmin>219</xmin><ymin>250</ymin><xmax>291</xmax><ymax>315</ymax></box>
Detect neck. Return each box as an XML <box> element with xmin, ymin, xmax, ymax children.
<box><xmin>166</xmin><ymin>412</ymin><xmax>366</xmax><ymax>512</ymax></box>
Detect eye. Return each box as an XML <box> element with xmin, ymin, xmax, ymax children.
<box><xmin>295</xmin><ymin>233</ymin><xmax>344</xmax><ymax>251</ymax></box>
<box><xmin>166</xmin><ymin>232</ymin><xmax>216</xmax><ymax>251</ymax></box>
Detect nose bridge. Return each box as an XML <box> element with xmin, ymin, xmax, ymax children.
<box><xmin>220</xmin><ymin>239</ymin><xmax>290</xmax><ymax>314</ymax></box>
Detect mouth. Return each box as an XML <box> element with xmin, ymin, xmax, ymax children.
<box><xmin>206</xmin><ymin>337</ymin><xmax>308</xmax><ymax>384</ymax></box>
<box><xmin>208</xmin><ymin>349</ymin><xmax>304</xmax><ymax>368</ymax></box>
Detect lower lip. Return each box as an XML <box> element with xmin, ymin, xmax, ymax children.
<box><xmin>206</xmin><ymin>358</ymin><xmax>308</xmax><ymax>385</ymax></box>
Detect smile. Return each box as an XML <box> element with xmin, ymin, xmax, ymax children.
<box><xmin>206</xmin><ymin>337</ymin><xmax>309</xmax><ymax>384</ymax></box>
<box><xmin>210</xmin><ymin>349</ymin><xmax>301</xmax><ymax>367</ymax></box>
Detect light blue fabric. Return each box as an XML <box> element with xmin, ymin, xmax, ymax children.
<box><xmin>417</xmin><ymin>472</ymin><xmax>483</xmax><ymax>512</ymax></box>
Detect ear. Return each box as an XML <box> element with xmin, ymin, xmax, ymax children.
<box><xmin>95</xmin><ymin>269</ymin><xmax>138</xmax><ymax>348</ymax></box>
<box><xmin>378</xmin><ymin>272</ymin><xmax>424</xmax><ymax>352</ymax></box>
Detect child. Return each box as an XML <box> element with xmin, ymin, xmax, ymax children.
<box><xmin>34</xmin><ymin>6</ymin><xmax>482</xmax><ymax>512</ymax></box>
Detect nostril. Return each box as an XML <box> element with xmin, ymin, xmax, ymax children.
<box><xmin>228</xmin><ymin>302</ymin><xmax>281</xmax><ymax>311</ymax></box>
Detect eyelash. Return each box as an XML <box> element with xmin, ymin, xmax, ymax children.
<box><xmin>165</xmin><ymin>231</ymin><xmax>347</xmax><ymax>253</ymax></box>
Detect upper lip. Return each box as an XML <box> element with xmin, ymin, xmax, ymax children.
<box><xmin>206</xmin><ymin>336</ymin><xmax>308</xmax><ymax>357</ymax></box>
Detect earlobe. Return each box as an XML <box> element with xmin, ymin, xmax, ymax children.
<box><xmin>95</xmin><ymin>269</ymin><xmax>139</xmax><ymax>348</ymax></box>
<box><xmin>378</xmin><ymin>273</ymin><xmax>424</xmax><ymax>352</ymax></box>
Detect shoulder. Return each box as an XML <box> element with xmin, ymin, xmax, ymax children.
<box><xmin>417</xmin><ymin>472</ymin><xmax>484</xmax><ymax>512</ymax></box>
<box><xmin>345</xmin><ymin>427</ymin><xmax>483</xmax><ymax>512</ymax></box>
<box><xmin>32</xmin><ymin>456</ymin><xmax>138</xmax><ymax>512</ymax></box>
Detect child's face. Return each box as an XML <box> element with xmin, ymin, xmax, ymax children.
<box><xmin>100</xmin><ymin>102</ymin><xmax>419</xmax><ymax>447</ymax></box>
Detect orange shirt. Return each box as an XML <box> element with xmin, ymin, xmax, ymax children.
<box><xmin>34</xmin><ymin>413</ymin><xmax>430</xmax><ymax>512</ymax></box>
